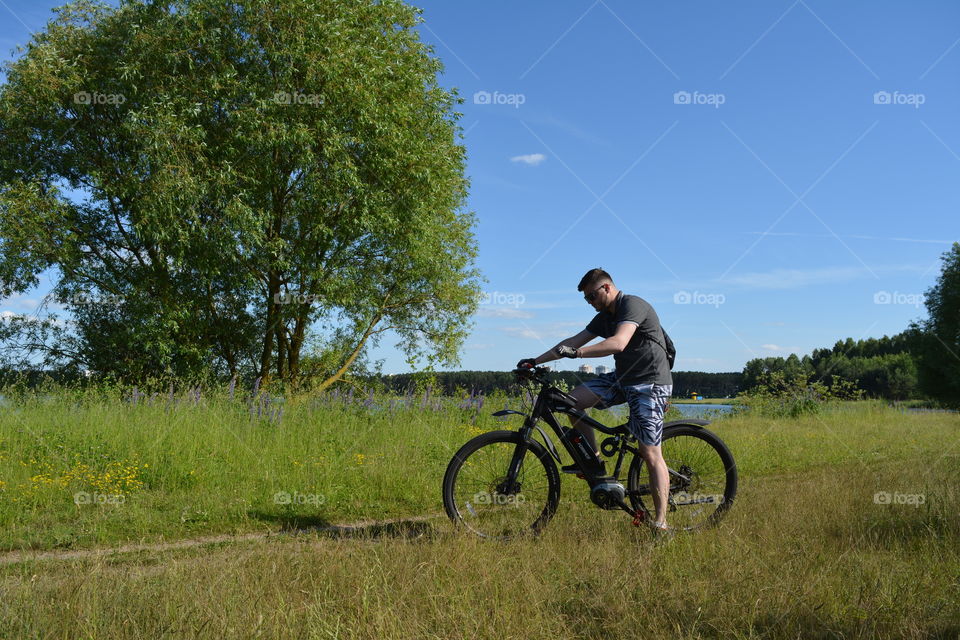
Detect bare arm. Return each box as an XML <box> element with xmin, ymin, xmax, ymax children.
<box><xmin>578</xmin><ymin>322</ymin><xmax>637</xmax><ymax>358</ymax></box>
<box><xmin>532</xmin><ymin>329</ymin><xmax>595</xmax><ymax>364</ymax></box>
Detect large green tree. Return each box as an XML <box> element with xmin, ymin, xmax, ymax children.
<box><xmin>0</xmin><ymin>0</ymin><xmax>480</xmax><ymax>386</ymax></box>
<box><xmin>918</xmin><ymin>242</ymin><xmax>960</xmax><ymax>406</ymax></box>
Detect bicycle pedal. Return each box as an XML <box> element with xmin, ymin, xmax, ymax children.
<box><xmin>631</xmin><ymin>511</ymin><xmax>646</xmax><ymax>527</ymax></box>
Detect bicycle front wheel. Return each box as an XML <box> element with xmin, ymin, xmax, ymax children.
<box><xmin>627</xmin><ymin>424</ymin><xmax>737</xmax><ymax>531</ymax></box>
<box><xmin>443</xmin><ymin>430</ymin><xmax>560</xmax><ymax>539</ymax></box>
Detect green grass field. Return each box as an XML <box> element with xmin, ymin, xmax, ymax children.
<box><xmin>0</xmin><ymin>387</ymin><xmax>958</xmax><ymax>638</ymax></box>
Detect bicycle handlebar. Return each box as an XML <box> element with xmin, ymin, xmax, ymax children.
<box><xmin>512</xmin><ymin>364</ymin><xmax>550</xmax><ymax>384</ymax></box>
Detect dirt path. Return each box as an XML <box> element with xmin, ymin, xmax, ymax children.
<box><xmin>0</xmin><ymin>514</ymin><xmax>443</xmax><ymax>566</ymax></box>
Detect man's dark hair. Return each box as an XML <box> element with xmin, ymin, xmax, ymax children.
<box><xmin>578</xmin><ymin>268</ymin><xmax>613</xmax><ymax>292</ymax></box>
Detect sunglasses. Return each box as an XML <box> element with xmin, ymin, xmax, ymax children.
<box><xmin>584</xmin><ymin>284</ymin><xmax>606</xmax><ymax>303</ymax></box>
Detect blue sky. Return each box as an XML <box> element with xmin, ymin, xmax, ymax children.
<box><xmin>2</xmin><ymin>1</ymin><xmax>959</xmax><ymax>374</ymax></box>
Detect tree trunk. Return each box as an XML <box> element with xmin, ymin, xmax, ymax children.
<box><xmin>276</xmin><ymin>324</ymin><xmax>288</xmax><ymax>380</ymax></box>
<box><xmin>288</xmin><ymin>314</ymin><xmax>306</xmax><ymax>382</ymax></box>
<box><xmin>259</xmin><ymin>274</ymin><xmax>280</xmax><ymax>383</ymax></box>
<box><xmin>314</xmin><ymin>312</ymin><xmax>382</xmax><ymax>393</ymax></box>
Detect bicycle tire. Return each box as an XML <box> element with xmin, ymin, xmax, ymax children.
<box><xmin>443</xmin><ymin>430</ymin><xmax>561</xmax><ymax>539</ymax></box>
<box><xmin>626</xmin><ymin>424</ymin><xmax>737</xmax><ymax>530</ymax></box>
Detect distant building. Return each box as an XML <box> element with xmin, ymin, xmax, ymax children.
<box><xmin>578</xmin><ymin>364</ymin><xmax>594</xmax><ymax>374</ymax></box>
<box><xmin>595</xmin><ymin>365</ymin><xmax>609</xmax><ymax>375</ymax></box>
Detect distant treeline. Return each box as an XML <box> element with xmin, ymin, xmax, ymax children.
<box><xmin>380</xmin><ymin>370</ymin><xmax>743</xmax><ymax>398</ymax></box>
<box><xmin>741</xmin><ymin>331</ymin><xmax>921</xmax><ymax>400</ymax></box>
<box><xmin>0</xmin><ymin>367</ymin><xmax>84</xmax><ymax>388</ymax></box>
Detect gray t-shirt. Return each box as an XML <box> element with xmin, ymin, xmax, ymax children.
<box><xmin>585</xmin><ymin>292</ymin><xmax>672</xmax><ymax>386</ymax></box>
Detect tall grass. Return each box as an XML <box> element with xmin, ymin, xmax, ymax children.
<box><xmin>0</xmin><ymin>457</ymin><xmax>956</xmax><ymax>638</ymax></box>
<box><xmin>0</xmin><ymin>383</ymin><xmax>956</xmax><ymax>551</ymax></box>
<box><xmin>0</xmin><ymin>384</ymin><xmax>958</xmax><ymax>637</ymax></box>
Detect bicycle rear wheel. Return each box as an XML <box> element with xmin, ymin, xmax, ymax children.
<box><xmin>443</xmin><ymin>430</ymin><xmax>560</xmax><ymax>539</ymax></box>
<box><xmin>627</xmin><ymin>424</ymin><xmax>737</xmax><ymax>530</ymax></box>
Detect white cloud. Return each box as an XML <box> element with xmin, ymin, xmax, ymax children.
<box><xmin>510</xmin><ymin>153</ymin><xmax>546</xmax><ymax>166</ymax></box>
<box><xmin>500</xmin><ymin>321</ymin><xmax>582</xmax><ymax>342</ymax></box>
<box><xmin>760</xmin><ymin>344</ymin><xmax>802</xmax><ymax>354</ymax></box>
<box><xmin>501</xmin><ymin>326</ymin><xmax>543</xmax><ymax>340</ymax></box>
<box><xmin>1</xmin><ymin>293</ymin><xmax>44</xmax><ymax>311</ymax></box>
<box><xmin>477</xmin><ymin>307</ymin><xmax>534</xmax><ymax>319</ymax></box>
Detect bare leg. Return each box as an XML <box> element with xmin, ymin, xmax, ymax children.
<box><xmin>568</xmin><ymin>385</ymin><xmax>604</xmax><ymax>456</ymax></box>
<box><xmin>637</xmin><ymin>443</ymin><xmax>670</xmax><ymax>524</ymax></box>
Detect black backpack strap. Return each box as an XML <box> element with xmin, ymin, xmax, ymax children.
<box><xmin>640</xmin><ymin>327</ymin><xmax>675</xmax><ymax>368</ymax></box>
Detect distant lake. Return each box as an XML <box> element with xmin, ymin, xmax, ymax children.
<box><xmin>672</xmin><ymin>403</ymin><xmax>736</xmax><ymax>418</ymax></box>
<box><xmin>607</xmin><ymin>402</ymin><xmax>736</xmax><ymax>420</ymax></box>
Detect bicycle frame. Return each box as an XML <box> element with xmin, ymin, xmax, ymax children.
<box><xmin>494</xmin><ymin>367</ymin><xmax>714</xmax><ymax>519</ymax></box>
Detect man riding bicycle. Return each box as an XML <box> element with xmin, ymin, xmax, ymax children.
<box><xmin>517</xmin><ymin>268</ymin><xmax>674</xmax><ymax>531</ymax></box>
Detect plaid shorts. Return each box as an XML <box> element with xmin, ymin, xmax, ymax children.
<box><xmin>581</xmin><ymin>372</ymin><xmax>673</xmax><ymax>446</ymax></box>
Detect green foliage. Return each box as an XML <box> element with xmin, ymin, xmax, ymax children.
<box><xmin>737</xmin><ymin>371</ymin><xmax>863</xmax><ymax>418</ymax></box>
<box><xmin>741</xmin><ymin>331</ymin><xmax>921</xmax><ymax>400</ymax></box>
<box><xmin>917</xmin><ymin>242</ymin><xmax>960</xmax><ymax>407</ymax></box>
<box><xmin>0</xmin><ymin>0</ymin><xmax>480</xmax><ymax>385</ymax></box>
<box><xmin>668</xmin><ymin>371</ymin><xmax>742</xmax><ymax>398</ymax></box>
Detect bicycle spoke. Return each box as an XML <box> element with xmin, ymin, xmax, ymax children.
<box><xmin>447</xmin><ymin>437</ymin><xmax>556</xmax><ymax>539</ymax></box>
<box><xmin>627</xmin><ymin>426</ymin><xmax>736</xmax><ymax>531</ymax></box>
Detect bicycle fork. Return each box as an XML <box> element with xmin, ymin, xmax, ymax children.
<box><xmin>496</xmin><ymin>438</ymin><xmax>529</xmax><ymax>497</ymax></box>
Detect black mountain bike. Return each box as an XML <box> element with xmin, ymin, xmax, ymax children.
<box><xmin>442</xmin><ymin>365</ymin><xmax>737</xmax><ymax>539</ymax></box>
